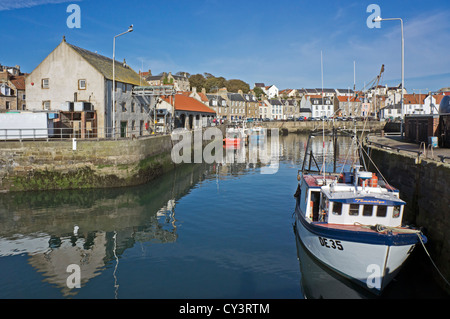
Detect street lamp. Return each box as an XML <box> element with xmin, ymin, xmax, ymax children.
<box><xmin>372</xmin><ymin>16</ymin><xmax>404</xmax><ymax>136</ymax></box>
<box><xmin>112</xmin><ymin>24</ymin><xmax>133</xmax><ymax>138</ymax></box>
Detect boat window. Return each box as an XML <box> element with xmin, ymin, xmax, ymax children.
<box><xmin>376</xmin><ymin>206</ymin><xmax>387</xmax><ymax>217</ymax></box>
<box><xmin>363</xmin><ymin>205</ymin><xmax>373</xmax><ymax>216</ymax></box>
<box><xmin>310</xmin><ymin>191</ymin><xmax>321</xmax><ymax>221</ymax></box>
<box><xmin>393</xmin><ymin>206</ymin><xmax>401</xmax><ymax>218</ymax></box>
<box><xmin>332</xmin><ymin>202</ymin><xmax>342</xmax><ymax>215</ymax></box>
<box><xmin>349</xmin><ymin>204</ymin><xmax>359</xmax><ymax>216</ymax></box>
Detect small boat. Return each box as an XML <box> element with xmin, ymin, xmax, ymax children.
<box><xmin>293</xmin><ymin>130</ymin><xmax>427</xmax><ymax>294</ymax></box>
<box><xmin>223</xmin><ymin>126</ymin><xmax>245</xmax><ymax>147</ymax></box>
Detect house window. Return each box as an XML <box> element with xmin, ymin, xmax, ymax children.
<box><xmin>43</xmin><ymin>101</ymin><xmax>51</xmax><ymax>110</ymax></box>
<box><xmin>42</xmin><ymin>78</ymin><xmax>49</xmax><ymax>89</ymax></box>
<box><xmin>6</xmin><ymin>101</ymin><xmax>10</xmax><ymax>110</ymax></box>
<box><xmin>22</xmin><ymin>104</ymin><xmax>26</xmax><ymax>110</ymax></box>
<box><xmin>121</xmin><ymin>102</ymin><xmax>126</xmax><ymax>112</ymax></box>
<box><xmin>131</xmin><ymin>102</ymin><xmax>135</xmax><ymax>113</ymax></box>
<box><xmin>78</xmin><ymin>79</ymin><xmax>86</xmax><ymax>90</ymax></box>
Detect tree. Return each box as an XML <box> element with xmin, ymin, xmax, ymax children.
<box><xmin>226</xmin><ymin>79</ymin><xmax>250</xmax><ymax>93</ymax></box>
<box><xmin>253</xmin><ymin>87</ymin><xmax>265</xmax><ymax>100</ymax></box>
<box><xmin>204</xmin><ymin>76</ymin><xmax>226</xmax><ymax>93</ymax></box>
<box><xmin>189</xmin><ymin>74</ymin><xmax>206</xmax><ymax>91</ymax></box>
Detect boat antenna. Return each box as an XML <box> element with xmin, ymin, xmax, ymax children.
<box><xmin>321</xmin><ymin>50</ymin><xmax>325</xmax><ymax>180</ymax></box>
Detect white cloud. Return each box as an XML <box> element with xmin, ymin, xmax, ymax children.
<box><xmin>0</xmin><ymin>0</ymin><xmax>81</xmax><ymax>11</ymax></box>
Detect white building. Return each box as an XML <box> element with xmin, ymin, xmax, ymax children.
<box><xmin>25</xmin><ymin>37</ymin><xmax>146</xmax><ymax>138</ymax></box>
<box><xmin>310</xmin><ymin>96</ymin><xmax>334</xmax><ymax>118</ymax></box>
<box><xmin>264</xmin><ymin>85</ymin><xmax>279</xmax><ymax>99</ymax></box>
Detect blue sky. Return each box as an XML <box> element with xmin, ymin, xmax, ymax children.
<box><xmin>1</xmin><ymin>0</ymin><xmax>449</xmax><ymax>92</ymax></box>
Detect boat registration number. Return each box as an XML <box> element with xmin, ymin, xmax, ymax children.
<box><xmin>318</xmin><ymin>237</ymin><xmax>344</xmax><ymax>251</ymax></box>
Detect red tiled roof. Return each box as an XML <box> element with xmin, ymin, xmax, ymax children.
<box><xmin>9</xmin><ymin>75</ymin><xmax>25</xmax><ymax>90</ymax></box>
<box><xmin>198</xmin><ymin>92</ymin><xmax>209</xmax><ymax>102</ymax></box>
<box><xmin>307</xmin><ymin>94</ymin><xmax>322</xmax><ymax>99</ymax></box>
<box><xmin>337</xmin><ymin>96</ymin><xmax>360</xmax><ymax>102</ymax></box>
<box><xmin>434</xmin><ymin>95</ymin><xmax>445</xmax><ymax>104</ymax></box>
<box><xmin>403</xmin><ymin>94</ymin><xmax>426</xmax><ymax>105</ymax></box>
<box><xmin>163</xmin><ymin>94</ymin><xmax>216</xmax><ymax>114</ymax></box>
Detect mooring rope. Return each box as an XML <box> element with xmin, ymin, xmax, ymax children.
<box><xmin>416</xmin><ymin>233</ymin><xmax>450</xmax><ymax>288</ymax></box>
<box><xmin>353</xmin><ymin>222</ymin><xmax>420</xmax><ymax>234</ymax></box>
<box><xmin>354</xmin><ymin>222</ymin><xmax>450</xmax><ymax>288</ymax></box>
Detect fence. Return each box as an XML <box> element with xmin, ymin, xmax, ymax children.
<box><xmin>0</xmin><ymin>126</ymin><xmax>167</xmax><ymax>142</ymax></box>
<box><xmin>0</xmin><ymin>122</ymin><xmax>223</xmax><ymax>142</ymax></box>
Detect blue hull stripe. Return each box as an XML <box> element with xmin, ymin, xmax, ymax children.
<box><xmin>296</xmin><ymin>203</ymin><xmax>426</xmax><ymax>246</ymax></box>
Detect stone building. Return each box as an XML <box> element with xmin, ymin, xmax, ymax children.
<box><xmin>26</xmin><ymin>37</ymin><xmax>149</xmax><ymax>138</ymax></box>
<box><xmin>0</xmin><ymin>64</ymin><xmax>26</xmax><ymax>111</ymax></box>
<box><xmin>145</xmin><ymin>72</ymin><xmax>190</xmax><ymax>92</ymax></box>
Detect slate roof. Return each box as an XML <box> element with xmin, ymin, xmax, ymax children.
<box><xmin>67</xmin><ymin>42</ymin><xmax>142</xmax><ymax>86</ymax></box>
<box><xmin>227</xmin><ymin>93</ymin><xmax>246</xmax><ymax>101</ymax></box>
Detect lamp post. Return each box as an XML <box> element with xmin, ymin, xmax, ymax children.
<box><xmin>373</xmin><ymin>16</ymin><xmax>404</xmax><ymax>136</ymax></box>
<box><xmin>112</xmin><ymin>25</ymin><xmax>133</xmax><ymax>138</ymax></box>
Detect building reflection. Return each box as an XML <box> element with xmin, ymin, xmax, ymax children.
<box><xmin>0</xmin><ymin>162</ymin><xmax>214</xmax><ymax>297</ymax></box>
<box><xmin>0</xmin><ymin>133</ymin><xmax>358</xmax><ymax>298</ymax></box>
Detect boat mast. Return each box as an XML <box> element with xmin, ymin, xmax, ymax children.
<box><xmin>321</xmin><ymin>50</ymin><xmax>325</xmax><ymax>180</ymax></box>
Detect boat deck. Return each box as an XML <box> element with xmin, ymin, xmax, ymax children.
<box><xmin>311</xmin><ymin>221</ymin><xmax>410</xmax><ymax>235</ymax></box>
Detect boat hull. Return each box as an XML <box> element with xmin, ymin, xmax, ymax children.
<box><xmin>294</xmin><ymin>204</ymin><xmax>421</xmax><ymax>293</ymax></box>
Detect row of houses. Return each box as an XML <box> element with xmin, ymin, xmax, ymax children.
<box><xmin>2</xmin><ymin>37</ymin><xmax>449</xmax><ymax>140</ymax></box>
<box><xmin>256</xmin><ymin>82</ymin><xmax>449</xmax><ymax>120</ymax></box>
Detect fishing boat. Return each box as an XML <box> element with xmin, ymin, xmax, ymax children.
<box><xmin>223</xmin><ymin>125</ymin><xmax>245</xmax><ymax>147</ymax></box>
<box><xmin>293</xmin><ymin>130</ymin><xmax>427</xmax><ymax>293</ymax></box>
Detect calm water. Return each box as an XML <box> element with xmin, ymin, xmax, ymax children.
<box><xmin>0</xmin><ymin>133</ymin><xmax>447</xmax><ymax>299</ymax></box>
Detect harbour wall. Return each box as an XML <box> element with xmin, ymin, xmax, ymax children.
<box><xmin>364</xmin><ymin>144</ymin><xmax>450</xmax><ymax>293</ymax></box>
<box><xmin>261</xmin><ymin>120</ymin><xmax>385</xmax><ymax>134</ymax></box>
<box><xmin>0</xmin><ymin>126</ymin><xmax>226</xmax><ymax>192</ymax></box>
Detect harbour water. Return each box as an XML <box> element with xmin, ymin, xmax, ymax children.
<box><xmin>0</xmin><ymin>133</ymin><xmax>447</xmax><ymax>299</ymax></box>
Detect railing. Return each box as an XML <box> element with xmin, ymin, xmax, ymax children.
<box><xmin>365</xmin><ymin>139</ymin><xmax>423</xmax><ymax>156</ymax></box>
<box><xmin>0</xmin><ymin>123</ymin><xmax>222</xmax><ymax>142</ymax></box>
<box><xmin>0</xmin><ymin>127</ymin><xmax>167</xmax><ymax>142</ymax></box>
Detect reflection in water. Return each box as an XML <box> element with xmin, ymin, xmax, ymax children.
<box><xmin>1</xmin><ymin>134</ymin><xmax>441</xmax><ymax>299</ymax></box>
<box><xmin>0</xmin><ymin>134</ymin><xmax>297</xmax><ymax>298</ymax></box>
<box><xmin>0</xmin><ymin>162</ymin><xmax>216</xmax><ymax>297</ymax></box>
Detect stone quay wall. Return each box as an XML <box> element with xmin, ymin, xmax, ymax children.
<box><xmin>0</xmin><ymin>125</ymin><xmax>227</xmax><ymax>192</ymax></box>
<box><xmin>0</xmin><ymin>135</ymin><xmax>175</xmax><ymax>192</ymax></box>
<box><xmin>365</xmin><ymin>144</ymin><xmax>450</xmax><ymax>293</ymax></box>
<box><xmin>261</xmin><ymin>120</ymin><xmax>385</xmax><ymax>134</ymax></box>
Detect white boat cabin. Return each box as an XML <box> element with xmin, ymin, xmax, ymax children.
<box><xmin>298</xmin><ymin>173</ymin><xmax>405</xmax><ymax>228</ymax></box>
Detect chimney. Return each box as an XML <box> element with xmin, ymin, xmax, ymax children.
<box><xmin>192</xmin><ymin>87</ymin><xmax>197</xmax><ymax>94</ymax></box>
<box><xmin>201</xmin><ymin>88</ymin><xmax>206</xmax><ymax>95</ymax></box>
